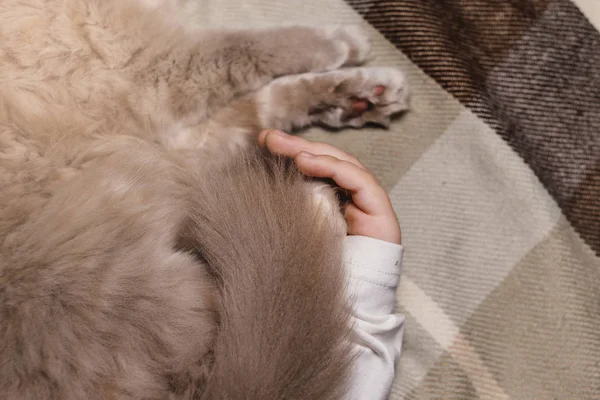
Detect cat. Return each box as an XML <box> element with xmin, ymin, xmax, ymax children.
<box><xmin>0</xmin><ymin>0</ymin><xmax>409</xmax><ymax>398</ymax></box>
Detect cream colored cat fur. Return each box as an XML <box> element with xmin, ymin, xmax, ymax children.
<box><xmin>0</xmin><ymin>0</ymin><xmax>408</xmax><ymax>398</ymax></box>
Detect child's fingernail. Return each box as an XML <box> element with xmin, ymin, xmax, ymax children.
<box><xmin>271</xmin><ymin>130</ymin><xmax>287</xmax><ymax>137</ymax></box>
<box><xmin>299</xmin><ymin>151</ymin><xmax>315</xmax><ymax>158</ymax></box>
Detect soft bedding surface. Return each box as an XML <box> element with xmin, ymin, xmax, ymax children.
<box><xmin>195</xmin><ymin>1</ymin><xmax>600</xmax><ymax>398</ymax></box>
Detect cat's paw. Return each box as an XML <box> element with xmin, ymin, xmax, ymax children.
<box><xmin>314</xmin><ymin>67</ymin><xmax>409</xmax><ymax>129</ymax></box>
<box><xmin>321</xmin><ymin>25</ymin><xmax>372</xmax><ymax>68</ymax></box>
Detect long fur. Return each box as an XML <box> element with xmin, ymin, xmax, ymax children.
<box><xmin>182</xmin><ymin>150</ymin><xmax>353</xmax><ymax>399</ymax></box>
<box><xmin>0</xmin><ymin>0</ymin><xmax>407</xmax><ymax>398</ymax></box>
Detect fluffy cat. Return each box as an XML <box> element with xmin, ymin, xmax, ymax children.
<box><xmin>0</xmin><ymin>0</ymin><xmax>409</xmax><ymax>398</ymax></box>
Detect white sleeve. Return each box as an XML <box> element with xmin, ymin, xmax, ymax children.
<box><xmin>343</xmin><ymin>235</ymin><xmax>405</xmax><ymax>400</ymax></box>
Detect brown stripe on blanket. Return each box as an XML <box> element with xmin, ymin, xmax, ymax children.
<box><xmin>348</xmin><ymin>0</ymin><xmax>600</xmax><ymax>255</ymax></box>
<box><xmin>484</xmin><ymin>0</ymin><xmax>600</xmax><ymax>254</ymax></box>
<box><xmin>347</xmin><ymin>0</ymin><xmax>551</xmax><ymax>104</ymax></box>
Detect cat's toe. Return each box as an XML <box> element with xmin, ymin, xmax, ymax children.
<box><xmin>322</xmin><ymin>25</ymin><xmax>372</xmax><ymax>68</ymax></box>
<box><xmin>368</xmin><ymin>68</ymin><xmax>410</xmax><ymax>111</ymax></box>
<box><xmin>338</xmin><ymin>25</ymin><xmax>372</xmax><ymax>65</ymax></box>
<box><xmin>354</xmin><ymin>68</ymin><xmax>409</xmax><ymax>110</ymax></box>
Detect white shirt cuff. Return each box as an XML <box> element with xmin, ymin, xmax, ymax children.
<box><xmin>343</xmin><ymin>235</ymin><xmax>403</xmax><ymax>288</ymax></box>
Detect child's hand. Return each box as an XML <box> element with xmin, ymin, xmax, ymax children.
<box><xmin>258</xmin><ymin>129</ymin><xmax>401</xmax><ymax>245</ymax></box>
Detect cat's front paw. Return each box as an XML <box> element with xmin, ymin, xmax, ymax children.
<box><xmin>321</xmin><ymin>25</ymin><xmax>372</xmax><ymax>68</ymax></box>
<box><xmin>316</xmin><ymin>67</ymin><xmax>409</xmax><ymax>129</ymax></box>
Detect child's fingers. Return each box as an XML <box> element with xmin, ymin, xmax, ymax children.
<box><xmin>294</xmin><ymin>152</ymin><xmax>392</xmax><ymax>217</ymax></box>
<box><xmin>257</xmin><ymin>129</ymin><xmax>365</xmax><ymax>169</ymax></box>
<box><xmin>346</xmin><ymin>203</ymin><xmax>402</xmax><ymax>244</ymax></box>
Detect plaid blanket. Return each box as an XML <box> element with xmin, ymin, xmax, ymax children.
<box><xmin>197</xmin><ymin>1</ymin><xmax>600</xmax><ymax>398</ymax></box>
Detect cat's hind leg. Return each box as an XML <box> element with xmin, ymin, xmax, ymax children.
<box><xmin>131</xmin><ymin>25</ymin><xmax>372</xmax><ymax>121</ymax></box>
